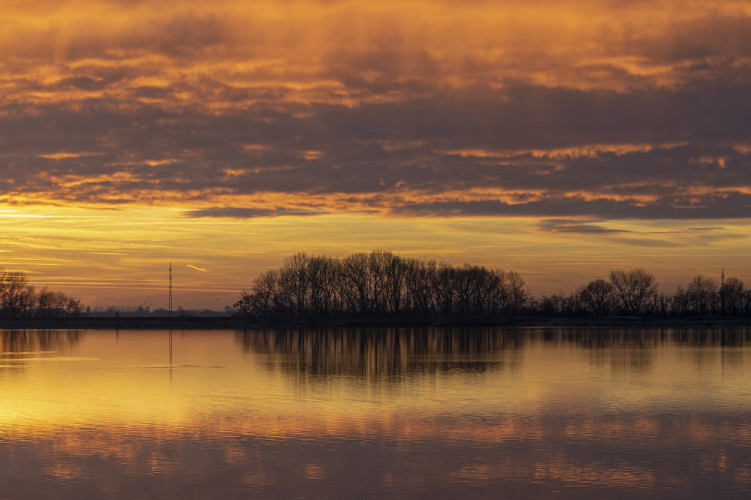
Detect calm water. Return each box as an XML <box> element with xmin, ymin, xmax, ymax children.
<box><xmin>1</xmin><ymin>327</ymin><xmax>751</xmax><ymax>499</ymax></box>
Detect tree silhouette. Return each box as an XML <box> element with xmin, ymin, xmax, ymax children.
<box><xmin>234</xmin><ymin>251</ymin><xmax>528</xmax><ymax>319</ymax></box>
<box><xmin>608</xmin><ymin>268</ymin><xmax>657</xmax><ymax>315</ymax></box>
<box><xmin>0</xmin><ymin>269</ymin><xmax>82</xmax><ymax>318</ymax></box>
<box><xmin>686</xmin><ymin>274</ymin><xmax>719</xmax><ymax>315</ymax></box>
<box><xmin>235</xmin><ymin>253</ymin><xmax>751</xmax><ymax>320</ymax></box>
<box><xmin>720</xmin><ymin>277</ymin><xmax>745</xmax><ymax>316</ymax></box>
<box><xmin>580</xmin><ymin>279</ymin><xmax>616</xmax><ymax>316</ymax></box>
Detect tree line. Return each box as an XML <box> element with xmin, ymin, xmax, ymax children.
<box><xmin>0</xmin><ymin>269</ymin><xmax>82</xmax><ymax>319</ymax></box>
<box><xmin>234</xmin><ymin>251</ymin><xmax>526</xmax><ymax>318</ymax></box>
<box><xmin>234</xmin><ymin>252</ymin><xmax>751</xmax><ymax>319</ymax></box>
<box><xmin>534</xmin><ymin>270</ymin><xmax>751</xmax><ymax>317</ymax></box>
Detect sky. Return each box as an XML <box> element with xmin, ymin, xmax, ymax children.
<box><xmin>1</xmin><ymin>0</ymin><xmax>750</xmax><ymax>309</ymax></box>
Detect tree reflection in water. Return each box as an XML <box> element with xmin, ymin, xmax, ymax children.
<box><xmin>235</xmin><ymin>327</ymin><xmax>751</xmax><ymax>379</ymax></box>
<box><xmin>0</xmin><ymin>330</ymin><xmax>83</xmax><ymax>372</ymax></box>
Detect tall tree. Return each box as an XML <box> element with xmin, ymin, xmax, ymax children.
<box><xmin>580</xmin><ymin>279</ymin><xmax>616</xmax><ymax>316</ymax></box>
<box><xmin>0</xmin><ymin>271</ymin><xmax>35</xmax><ymax>318</ymax></box>
<box><xmin>686</xmin><ymin>274</ymin><xmax>719</xmax><ymax>315</ymax></box>
<box><xmin>609</xmin><ymin>268</ymin><xmax>657</xmax><ymax>315</ymax></box>
<box><xmin>343</xmin><ymin>253</ymin><xmax>372</xmax><ymax>315</ymax></box>
<box><xmin>720</xmin><ymin>277</ymin><xmax>745</xmax><ymax>316</ymax></box>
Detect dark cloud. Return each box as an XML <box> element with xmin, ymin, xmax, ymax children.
<box><xmin>604</xmin><ymin>238</ymin><xmax>683</xmax><ymax>248</ymax></box>
<box><xmin>184</xmin><ymin>207</ymin><xmax>328</xmax><ymax>218</ymax></box>
<box><xmin>634</xmin><ymin>15</ymin><xmax>751</xmax><ymax>64</ymax></box>
<box><xmin>683</xmin><ymin>227</ymin><xmax>725</xmax><ymax>232</ymax></box>
<box><xmin>537</xmin><ymin>220</ymin><xmax>632</xmax><ymax>234</ymax></box>
<box><xmin>390</xmin><ymin>192</ymin><xmax>751</xmax><ymax>220</ymax></box>
<box><xmin>57</xmin><ymin>76</ymin><xmax>106</xmax><ymax>91</ymax></box>
<box><xmin>2</xmin><ymin>80</ymin><xmax>751</xmax><ymax>219</ymax></box>
<box><xmin>132</xmin><ymin>86</ymin><xmax>172</xmax><ymax>99</ymax></box>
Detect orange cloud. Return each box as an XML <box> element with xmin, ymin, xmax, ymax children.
<box><xmin>3</xmin><ymin>1</ymin><xmax>751</xmax><ymax>113</ymax></box>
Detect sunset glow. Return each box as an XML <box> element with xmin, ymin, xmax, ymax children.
<box><xmin>2</xmin><ymin>0</ymin><xmax>750</xmax><ymax>308</ymax></box>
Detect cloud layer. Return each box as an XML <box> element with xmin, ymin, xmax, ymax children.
<box><xmin>2</xmin><ymin>0</ymin><xmax>751</xmax><ymax>220</ymax></box>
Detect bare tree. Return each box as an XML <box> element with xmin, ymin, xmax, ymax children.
<box><xmin>609</xmin><ymin>268</ymin><xmax>657</xmax><ymax>315</ymax></box>
<box><xmin>36</xmin><ymin>288</ymin><xmax>72</xmax><ymax>318</ymax></box>
<box><xmin>720</xmin><ymin>277</ymin><xmax>745</xmax><ymax>316</ymax></box>
<box><xmin>65</xmin><ymin>296</ymin><xmax>83</xmax><ymax>317</ymax></box>
<box><xmin>433</xmin><ymin>263</ymin><xmax>456</xmax><ymax>316</ymax></box>
<box><xmin>489</xmin><ymin>269</ymin><xmax>510</xmax><ymax>314</ymax></box>
<box><xmin>245</xmin><ymin>270</ymin><xmax>279</xmax><ymax>316</ymax></box>
<box><xmin>686</xmin><ymin>274</ymin><xmax>719</xmax><ymax>315</ymax></box>
<box><xmin>580</xmin><ymin>279</ymin><xmax>616</xmax><ymax>316</ymax></box>
<box><xmin>278</xmin><ymin>253</ymin><xmax>311</xmax><ymax>315</ymax></box>
<box><xmin>366</xmin><ymin>251</ymin><xmax>405</xmax><ymax>315</ymax></box>
<box><xmin>343</xmin><ymin>253</ymin><xmax>372</xmax><ymax>315</ymax></box>
<box><xmin>0</xmin><ymin>271</ymin><xmax>35</xmax><ymax>318</ymax></box>
<box><xmin>506</xmin><ymin>271</ymin><xmax>527</xmax><ymax>315</ymax></box>
<box><xmin>454</xmin><ymin>264</ymin><xmax>478</xmax><ymax>315</ymax></box>
<box><xmin>671</xmin><ymin>286</ymin><xmax>689</xmax><ymax>316</ymax></box>
<box><xmin>308</xmin><ymin>256</ymin><xmax>339</xmax><ymax>316</ymax></box>
<box><xmin>382</xmin><ymin>253</ymin><xmax>406</xmax><ymax>315</ymax></box>
<box><xmin>403</xmin><ymin>258</ymin><xmax>435</xmax><ymax>315</ymax></box>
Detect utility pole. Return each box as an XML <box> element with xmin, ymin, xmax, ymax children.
<box><xmin>169</xmin><ymin>262</ymin><xmax>173</xmax><ymax>319</ymax></box>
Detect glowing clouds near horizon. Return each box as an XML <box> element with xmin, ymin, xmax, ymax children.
<box><xmin>1</xmin><ymin>0</ymin><xmax>751</xmax><ymax>306</ymax></box>
<box><xmin>0</xmin><ymin>206</ymin><xmax>747</xmax><ymax>308</ymax></box>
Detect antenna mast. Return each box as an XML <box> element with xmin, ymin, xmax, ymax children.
<box><xmin>169</xmin><ymin>262</ymin><xmax>173</xmax><ymax>318</ymax></box>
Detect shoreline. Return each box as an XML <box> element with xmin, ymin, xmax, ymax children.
<box><xmin>1</xmin><ymin>315</ymin><xmax>751</xmax><ymax>330</ymax></box>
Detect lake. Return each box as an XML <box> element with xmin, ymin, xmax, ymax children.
<box><xmin>1</xmin><ymin>327</ymin><xmax>750</xmax><ymax>499</ymax></box>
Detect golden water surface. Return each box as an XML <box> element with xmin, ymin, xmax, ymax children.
<box><xmin>1</xmin><ymin>328</ymin><xmax>750</xmax><ymax>499</ymax></box>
